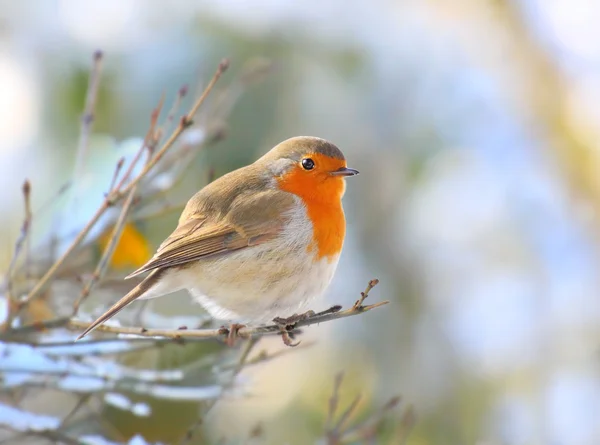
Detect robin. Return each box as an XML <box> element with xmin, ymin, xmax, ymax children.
<box><xmin>76</xmin><ymin>136</ymin><xmax>358</xmax><ymax>340</ymax></box>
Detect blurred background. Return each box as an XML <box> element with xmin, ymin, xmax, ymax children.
<box><xmin>1</xmin><ymin>0</ymin><xmax>600</xmax><ymax>444</ymax></box>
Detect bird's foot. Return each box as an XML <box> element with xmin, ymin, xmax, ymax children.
<box><xmin>271</xmin><ymin>306</ymin><xmax>342</xmax><ymax>347</ymax></box>
<box><xmin>272</xmin><ymin>309</ymin><xmax>315</xmax><ymax>327</ymax></box>
<box><xmin>218</xmin><ymin>323</ymin><xmax>246</xmax><ymax>347</ymax></box>
<box><xmin>272</xmin><ymin>310</ymin><xmax>321</xmax><ymax>347</ymax></box>
<box><xmin>272</xmin><ymin>305</ymin><xmax>342</xmax><ymax>327</ymax></box>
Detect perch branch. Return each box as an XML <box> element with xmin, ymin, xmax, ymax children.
<box><xmin>68</xmin><ymin>279</ymin><xmax>386</xmax><ymax>345</ymax></box>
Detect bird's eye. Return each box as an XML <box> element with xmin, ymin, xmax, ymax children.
<box><xmin>301</xmin><ymin>158</ymin><xmax>315</xmax><ymax>170</ymax></box>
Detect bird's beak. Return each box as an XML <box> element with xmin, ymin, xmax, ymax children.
<box><xmin>330</xmin><ymin>167</ymin><xmax>359</xmax><ymax>177</ymax></box>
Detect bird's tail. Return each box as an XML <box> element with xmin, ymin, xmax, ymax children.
<box><xmin>75</xmin><ymin>269</ymin><xmax>163</xmax><ymax>341</ymax></box>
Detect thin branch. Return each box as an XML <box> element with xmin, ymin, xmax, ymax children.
<box><xmin>2</xmin><ymin>181</ymin><xmax>33</xmax><ymax>331</ymax></box>
<box><xmin>388</xmin><ymin>405</ymin><xmax>416</xmax><ymax>445</ymax></box>
<box><xmin>13</xmin><ymin>199</ymin><xmax>110</xmax><ymax>317</ymax></box>
<box><xmin>112</xmin><ymin>96</ymin><xmax>165</xmax><ymax>192</ymax></box>
<box><xmin>353</xmin><ymin>278</ymin><xmax>380</xmax><ymax>309</ymax></box>
<box><xmin>73</xmin><ymin>50</ymin><xmax>104</xmax><ymax>185</ymax></box>
<box><xmin>339</xmin><ymin>396</ymin><xmax>404</xmax><ymax>443</ymax></box>
<box><xmin>12</xmin><ymin>58</ymin><xmax>229</xmax><ymax>317</ymax></box>
<box><xmin>333</xmin><ymin>394</ymin><xmax>362</xmax><ymax>434</ymax></box>
<box><xmin>117</xmin><ymin>58</ymin><xmax>230</xmax><ymax>199</ymax></box>
<box><xmin>6</xmin><ymin>180</ymin><xmax>32</xmax><ymax>281</ymax></box>
<box><xmin>220</xmin><ymin>341</ymin><xmax>315</xmax><ymax>372</ymax></box>
<box><xmin>325</xmin><ymin>372</ymin><xmax>344</xmax><ymax>433</ymax></box>
<box><xmin>107</xmin><ymin>157</ymin><xmax>125</xmax><ymax>194</ymax></box>
<box><xmin>59</xmin><ymin>393</ymin><xmax>93</xmax><ymax>428</ymax></box>
<box><xmin>67</xmin><ymin>279</ymin><xmax>386</xmax><ymax>344</ymax></box>
<box><xmin>322</xmin><ymin>373</ymin><xmax>411</xmax><ymax>445</ymax></box>
<box><xmin>72</xmin><ymin>184</ymin><xmax>138</xmax><ymax>314</ymax></box>
<box><xmin>161</xmin><ymin>84</ymin><xmax>189</xmax><ymax>134</ymax></box>
<box><xmin>181</xmin><ymin>336</ymin><xmax>260</xmax><ymax>445</ymax></box>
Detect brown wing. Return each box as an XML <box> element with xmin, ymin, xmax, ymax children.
<box><xmin>125</xmin><ymin>189</ymin><xmax>296</xmax><ymax>278</ymax></box>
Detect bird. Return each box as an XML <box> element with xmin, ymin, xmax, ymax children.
<box><xmin>76</xmin><ymin>136</ymin><xmax>358</xmax><ymax>341</ymax></box>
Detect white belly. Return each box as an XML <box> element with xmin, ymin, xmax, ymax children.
<box><xmin>152</xmin><ymin>200</ymin><xmax>342</xmax><ymax>324</ymax></box>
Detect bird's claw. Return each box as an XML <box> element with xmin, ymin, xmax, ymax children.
<box><xmin>273</xmin><ymin>309</ymin><xmax>315</xmax><ymax>327</ymax></box>
<box><xmin>219</xmin><ymin>323</ymin><xmax>246</xmax><ymax>347</ymax></box>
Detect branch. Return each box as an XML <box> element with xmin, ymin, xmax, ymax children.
<box><xmin>12</xmin><ymin>58</ymin><xmax>229</xmax><ymax>317</ymax></box>
<box><xmin>72</xmin><ymin>184</ymin><xmax>139</xmax><ymax>314</ymax></box>
<box><xmin>2</xmin><ymin>180</ymin><xmax>33</xmax><ymax>330</ymax></box>
<box><xmin>116</xmin><ymin>58</ymin><xmax>230</xmax><ymax>199</ymax></box>
<box><xmin>68</xmin><ymin>279</ymin><xmax>387</xmax><ymax>345</ymax></box>
<box><xmin>73</xmin><ymin>50</ymin><xmax>104</xmax><ymax>185</ymax></box>
<box><xmin>322</xmin><ymin>371</ymin><xmax>414</xmax><ymax>445</ymax></box>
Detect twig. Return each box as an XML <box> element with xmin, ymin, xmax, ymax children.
<box><xmin>72</xmin><ymin>184</ymin><xmax>139</xmax><ymax>314</ymax></box>
<box><xmin>73</xmin><ymin>50</ymin><xmax>104</xmax><ymax>186</ymax></box>
<box><xmin>353</xmin><ymin>279</ymin><xmax>380</xmax><ymax>310</ymax></box>
<box><xmin>339</xmin><ymin>396</ymin><xmax>404</xmax><ymax>443</ymax></box>
<box><xmin>333</xmin><ymin>394</ymin><xmax>362</xmax><ymax>434</ymax></box>
<box><xmin>322</xmin><ymin>373</ymin><xmax>411</xmax><ymax>445</ymax></box>
<box><xmin>12</xmin><ymin>58</ymin><xmax>229</xmax><ymax>318</ymax></box>
<box><xmin>129</xmin><ymin>202</ymin><xmax>185</xmax><ymax>223</ymax></box>
<box><xmin>181</xmin><ymin>337</ymin><xmax>260</xmax><ymax>445</ymax></box>
<box><xmin>325</xmin><ymin>372</ymin><xmax>344</xmax><ymax>433</ymax></box>
<box><xmin>1</xmin><ymin>316</ymin><xmax>71</xmax><ymax>336</ymax></box>
<box><xmin>112</xmin><ymin>96</ymin><xmax>165</xmax><ymax>191</ymax></box>
<box><xmin>388</xmin><ymin>405</ymin><xmax>416</xmax><ymax>445</ymax></box>
<box><xmin>60</xmin><ymin>393</ymin><xmax>93</xmax><ymax>428</ymax></box>
<box><xmin>6</xmin><ymin>180</ymin><xmax>32</xmax><ymax>280</ymax></box>
<box><xmin>117</xmin><ymin>59</ymin><xmax>229</xmax><ymax>200</ymax></box>
<box><xmin>161</xmin><ymin>84</ymin><xmax>189</xmax><ymax>134</ymax></box>
<box><xmin>34</xmin><ymin>181</ymin><xmax>72</xmax><ymax>218</ymax></box>
<box><xmin>3</xmin><ymin>181</ymin><xmax>33</xmax><ymax>331</ymax></box>
<box><xmin>220</xmin><ymin>341</ymin><xmax>315</xmax><ymax>372</ymax></box>
<box><xmin>67</xmin><ymin>279</ymin><xmax>386</xmax><ymax>344</ymax></box>
<box><xmin>107</xmin><ymin>157</ymin><xmax>125</xmax><ymax>194</ymax></box>
<box><xmin>14</xmin><ymin>200</ymin><xmax>109</xmax><ymax>315</ymax></box>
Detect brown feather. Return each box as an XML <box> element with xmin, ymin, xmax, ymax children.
<box><xmin>75</xmin><ymin>269</ymin><xmax>163</xmax><ymax>340</ymax></box>
<box><xmin>125</xmin><ymin>189</ymin><xmax>296</xmax><ymax>279</ymax></box>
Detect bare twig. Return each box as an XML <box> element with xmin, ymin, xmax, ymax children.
<box><xmin>6</xmin><ymin>181</ymin><xmax>32</xmax><ymax>280</ymax></box>
<box><xmin>161</xmin><ymin>84</ymin><xmax>189</xmax><ymax>134</ymax></box>
<box><xmin>6</xmin><ymin>180</ymin><xmax>32</xmax><ymax>282</ymax></box>
<box><xmin>322</xmin><ymin>373</ymin><xmax>411</xmax><ymax>445</ymax></box>
<box><xmin>72</xmin><ymin>184</ymin><xmax>139</xmax><ymax>314</ymax></box>
<box><xmin>113</xmin><ymin>96</ymin><xmax>165</xmax><ymax>191</ymax></box>
<box><xmin>107</xmin><ymin>157</ymin><xmax>125</xmax><ymax>194</ymax></box>
<box><xmin>388</xmin><ymin>405</ymin><xmax>416</xmax><ymax>445</ymax></box>
<box><xmin>15</xmin><ymin>200</ymin><xmax>109</xmax><ymax>313</ymax></box>
<box><xmin>117</xmin><ymin>58</ymin><xmax>229</xmax><ymax>200</ymax></box>
<box><xmin>326</xmin><ymin>372</ymin><xmax>344</xmax><ymax>433</ymax></box>
<box><xmin>60</xmin><ymin>393</ymin><xmax>93</xmax><ymax>428</ymax></box>
<box><xmin>339</xmin><ymin>396</ymin><xmax>405</xmax><ymax>443</ymax></box>
<box><xmin>353</xmin><ymin>278</ymin><xmax>380</xmax><ymax>310</ymax></box>
<box><xmin>181</xmin><ymin>337</ymin><xmax>260</xmax><ymax>445</ymax></box>
<box><xmin>3</xmin><ymin>181</ymin><xmax>33</xmax><ymax>330</ymax></box>
<box><xmin>73</xmin><ymin>50</ymin><xmax>104</xmax><ymax>185</ymax></box>
<box><xmin>220</xmin><ymin>341</ymin><xmax>315</xmax><ymax>372</ymax></box>
<box><xmin>333</xmin><ymin>394</ymin><xmax>362</xmax><ymax>434</ymax></box>
<box><xmin>12</xmin><ymin>58</ymin><xmax>229</xmax><ymax>319</ymax></box>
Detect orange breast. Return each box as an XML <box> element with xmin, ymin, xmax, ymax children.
<box><xmin>276</xmin><ymin>154</ymin><xmax>346</xmax><ymax>261</ymax></box>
